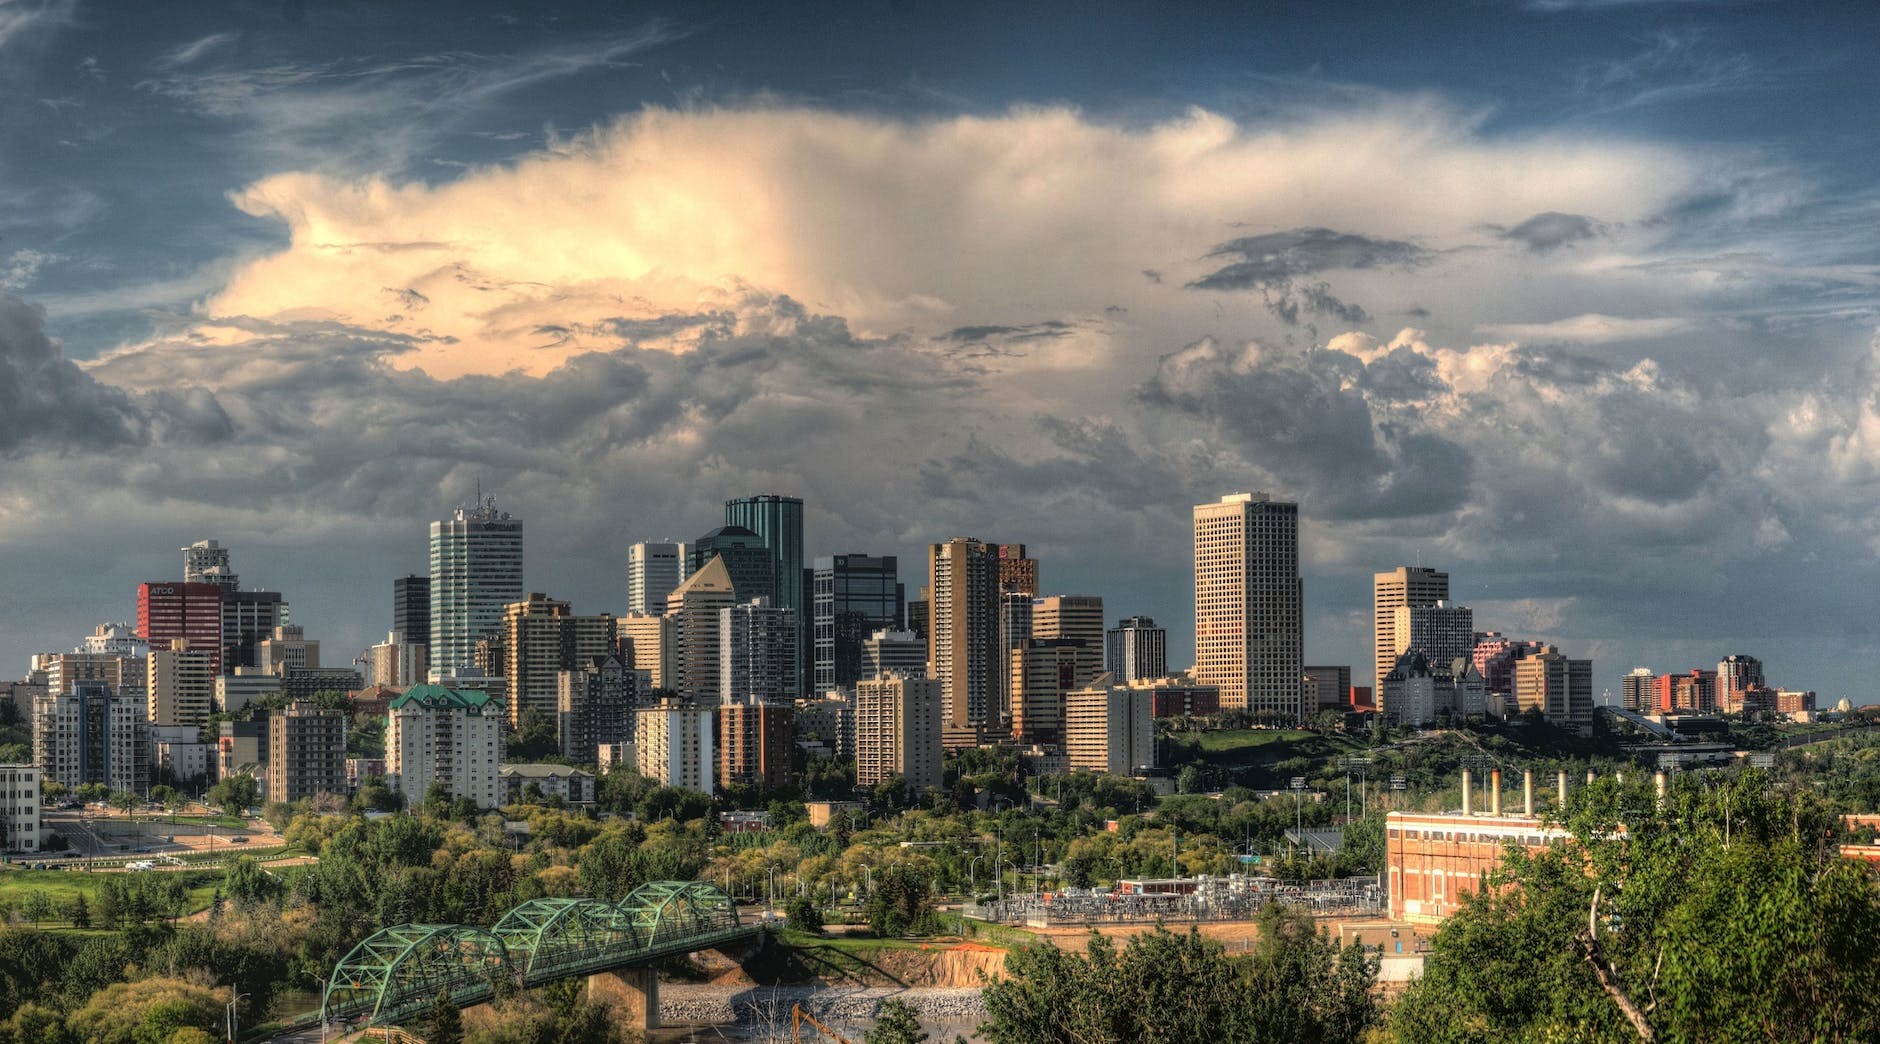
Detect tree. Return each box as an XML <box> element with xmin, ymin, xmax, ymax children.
<box><xmin>64</xmin><ymin>977</ymin><xmax>222</xmax><ymax>1044</ymax></box>
<box><xmin>1392</xmin><ymin>771</ymin><xmax>1880</xmax><ymax>1042</ymax></box>
<box><xmin>981</xmin><ymin>921</ymin><xmax>1376</xmax><ymax>1044</ymax></box>
<box><xmin>207</xmin><ymin>774</ymin><xmax>259</xmax><ymax>815</ymax></box>
<box><xmin>865</xmin><ymin>998</ymin><xmax>928</xmax><ymax>1044</ymax></box>
<box><xmin>21</xmin><ymin>892</ymin><xmax>54</xmax><ymax>928</ymax></box>
<box><xmin>150</xmin><ymin>784</ymin><xmax>181</xmax><ymax>810</ymax></box>
<box><xmin>67</xmin><ymin>893</ymin><xmax>91</xmax><ymax>929</ymax></box>
<box><xmin>423</xmin><ymin>988</ymin><xmax>464</xmax><ymax>1044</ymax></box>
<box><xmin>786</xmin><ymin>897</ymin><xmax>824</xmax><ymax>934</ymax></box>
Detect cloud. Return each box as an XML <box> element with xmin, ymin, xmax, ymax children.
<box><xmin>0</xmin><ymin>292</ymin><xmax>146</xmax><ymax>453</ymax></box>
<box><xmin>0</xmin><ymin>248</ymin><xmax>59</xmax><ymax>290</ymax></box>
<box><xmin>1478</xmin><ymin>313</ymin><xmax>1689</xmax><ymax>343</ymax></box>
<box><xmin>193</xmin><ymin>103</ymin><xmax>1703</xmax><ymax>378</ymax></box>
<box><xmin>158</xmin><ymin>31</ymin><xmax>237</xmax><ymax>69</ymax></box>
<box><xmin>1491</xmin><ymin>211</ymin><xmax>1606</xmax><ymax>253</ymax></box>
<box><xmin>0</xmin><ymin>0</ymin><xmax>73</xmax><ymax>53</ymax></box>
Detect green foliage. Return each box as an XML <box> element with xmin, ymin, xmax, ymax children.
<box><xmin>1393</xmin><ymin>770</ymin><xmax>1880</xmax><ymax>1042</ymax></box>
<box><xmin>64</xmin><ymin>976</ymin><xmax>222</xmax><ymax>1044</ymax></box>
<box><xmin>0</xmin><ymin>928</ymin><xmax>71</xmax><ymax>1016</ymax></box>
<box><xmin>424</xmin><ymin>988</ymin><xmax>465</xmax><ymax>1044</ymax></box>
<box><xmin>865</xmin><ymin>998</ymin><xmax>928</xmax><ymax>1044</ymax></box>
<box><xmin>0</xmin><ymin>1001</ymin><xmax>71</xmax><ymax>1044</ymax></box>
<box><xmin>785</xmin><ymin>896</ymin><xmax>823</xmax><ymax>934</ymax></box>
<box><xmin>505</xmin><ymin>708</ymin><xmax>562</xmax><ymax>762</ymax></box>
<box><xmin>206</xmin><ymin>774</ymin><xmax>259</xmax><ymax>815</ymax></box>
<box><xmin>865</xmin><ymin>864</ymin><xmax>937</xmax><ymax>937</ymax></box>
<box><xmin>981</xmin><ymin>917</ymin><xmax>1377</xmax><ymax>1044</ymax></box>
<box><xmin>224</xmin><ymin>856</ymin><xmax>284</xmax><ymax>908</ymax></box>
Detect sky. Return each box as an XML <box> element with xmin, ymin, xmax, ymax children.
<box><xmin>3</xmin><ymin>0</ymin><xmax>1880</xmax><ymax>703</ymax></box>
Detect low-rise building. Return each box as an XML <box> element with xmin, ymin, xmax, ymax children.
<box><xmin>217</xmin><ymin>719</ymin><xmax>267</xmax><ymax>781</ymax></box>
<box><xmin>500</xmin><ymin>764</ymin><xmax>596</xmax><ymax>805</ymax></box>
<box><xmin>151</xmin><ymin>724</ymin><xmax>216</xmax><ymax>788</ymax></box>
<box><xmin>805</xmin><ymin>800</ymin><xmax>863</xmax><ymax>829</ymax></box>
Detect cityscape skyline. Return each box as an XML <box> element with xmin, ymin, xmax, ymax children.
<box><xmin>3</xmin><ymin>3</ymin><xmax>1880</xmax><ymax>701</ymax></box>
<box><xmin>4</xmin><ymin>488</ymin><xmax>1847</xmax><ymax>709</ymax></box>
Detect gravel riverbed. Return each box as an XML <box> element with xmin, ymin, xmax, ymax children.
<box><xmin>661</xmin><ymin>984</ymin><xmax>986</xmax><ymax>1026</ymax></box>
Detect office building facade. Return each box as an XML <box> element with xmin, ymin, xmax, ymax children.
<box><xmin>222</xmin><ymin>589</ymin><xmax>288</xmax><ymax>673</ymax></box>
<box><xmin>617</xmin><ymin>613</ymin><xmax>676</xmax><ymax>690</ymax></box>
<box><xmin>1514</xmin><ymin>647</ymin><xmax>1595</xmax><ymax>727</ymax></box>
<box><xmin>626</xmin><ymin>541</ymin><xmax>688</xmax><ymax>616</ymax></box>
<box><xmin>0</xmin><ymin>764</ymin><xmax>39</xmax><ymax>853</ymax></box>
<box><xmin>1194</xmin><ymin>493</ymin><xmax>1303</xmax><ymax>717</ymax></box>
<box><xmin>811</xmin><ymin>554</ymin><xmax>904</xmax><ymax>694</ymax></box>
<box><xmin>1031</xmin><ymin>595</ymin><xmax>1105</xmax><ymax>689</ymax></box>
<box><xmin>393</xmin><ymin>575</ymin><xmax>431</xmax><ymax>649</ymax></box>
<box><xmin>137</xmin><ymin>582</ymin><xmax>224</xmax><ymax>676</ymax></box>
<box><xmin>724</xmin><ymin>495</ymin><xmax>807</xmax><ymax>694</ymax></box>
<box><xmin>1105</xmin><ymin>616</ymin><xmax>1167</xmax><ymax>685</ymax></box>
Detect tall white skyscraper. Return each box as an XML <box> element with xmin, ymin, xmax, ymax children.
<box><xmin>1193</xmin><ymin>492</ymin><xmax>1303</xmax><ymax>717</ymax></box>
<box><xmin>429</xmin><ymin>498</ymin><xmax>524</xmax><ymax>680</ymax></box>
<box><xmin>626</xmin><ymin>541</ymin><xmax>689</xmax><ymax>616</ymax></box>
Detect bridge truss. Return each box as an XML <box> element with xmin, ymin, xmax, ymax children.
<box><xmin>322</xmin><ymin>880</ymin><xmax>752</xmax><ymax>1028</ymax></box>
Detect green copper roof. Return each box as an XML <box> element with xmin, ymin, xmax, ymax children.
<box><xmin>388</xmin><ymin>683</ymin><xmax>496</xmax><ymax>711</ymax></box>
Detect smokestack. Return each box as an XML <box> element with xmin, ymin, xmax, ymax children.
<box><xmin>1490</xmin><ymin>768</ymin><xmax>1503</xmax><ymax>816</ymax></box>
<box><xmin>1654</xmin><ymin>770</ymin><xmax>1668</xmax><ymax>806</ymax></box>
<box><xmin>1523</xmin><ymin>769</ymin><xmax>1534</xmax><ymax>817</ymax></box>
<box><xmin>1461</xmin><ymin>769</ymin><xmax>1473</xmax><ymax>816</ymax></box>
<box><xmin>1558</xmin><ymin>770</ymin><xmax>1568</xmax><ymax>807</ymax></box>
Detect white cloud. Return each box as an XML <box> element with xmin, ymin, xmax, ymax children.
<box><xmin>1478</xmin><ymin>313</ymin><xmax>1691</xmax><ymax>343</ymax></box>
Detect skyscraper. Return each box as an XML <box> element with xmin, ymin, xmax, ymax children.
<box><xmin>137</xmin><ymin>582</ymin><xmax>224</xmax><ymax>675</ymax></box>
<box><xmin>687</xmin><ymin>526</ymin><xmax>775</xmax><ymax>605</ymax></box>
<box><xmin>146</xmin><ymin>640</ymin><xmax>214</xmax><ymax>726</ymax></box>
<box><xmin>1105</xmin><ymin>616</ymin><xmax>1168</xmax><ymax>684</ymax></box>
<box><xmin>222</xmin><ymin>590</ymin><xmax>287</xmax><ymax>673</ymax></box>
<box><xmin>182</xmin><ymin>539</ymin><xmax>239</xmax><ymax>591</ymax></box>
<box><xmin>1031</xmin><ymin>594</ymin><xmax>1105</xmax><ymax>689</ymax></box>
<box><xmin>928</xmin><ymin>537</ymin><xmax>1001</xmax><ymax>742</ymax></box>
<box><xmin>429</xmin><ymin>498</ymin><xmax>524</xmax><ymax>680</ymax></box>
<box><xmin>811</xmin><ymin>554</ymin><xmax>904</xmax><ymax>694</ymax></box>
<box><xmin>1374</xmin><ymin>566</ymin><xmax>1450</xmax><ymax>690</ymax></box>
<box><xmin>855</xmin><ymin>673</ymin><xmax>942</xmax><ymax>790</ymax></box>
<box><xmin>34</xmin><ymin>681</ymin><xmax>150</xmax><ymax>793</ymax></box>
<box><xmin>502</xmin><ymin>593</ymin><xmax>617</xmax><ymax>731</ymax></box>
<box><xmin>1193</xmin><ymin>492</ymin><xmax>1303</xmax><ymax>717</ymax></box>
<box><xmin>724</xmin><ymin>495</ymin><xmax>807</xmax><ymax>694</ymax></box>
<box><xmin>1716</xmin><ymin>654</ymin><xmax>1765</xmax><ymax>714</ymax></box>
<box><xmin>626</xmin><ymin>541</ymin><xmax>689</xmax><ymax>616</ymax></box>
<box><xmin>997</xmin><ymin>544</ymin><xmax>1038</xmax><ymax>598</ymax></box>
<box><xmin>720</xmin><ymin>599</ymin><xmax>797</xmax><ymax>705</ymax></box>
<box><xmin>1620</xmin><ymin>667</ymin><xmax>1655</xmax><ymax>712</ymax></box>
<box><xmin>1403</xmin><ymin>601</ymin><xmax>1474</xmax><ymax>673</ymax></box>
<box><xmin>393</xmin><ymin>575</ymin><xmax>430</xmax><ymax>648</ymax></box>
<box><xmin>667</xmin><ymin>557</ymin><xmax>738</xmax><ymax>704</ymax></box>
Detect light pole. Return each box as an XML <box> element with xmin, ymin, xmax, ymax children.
<box><xmin>970</xmin><ymin>855</ymin><xmax>984</xmax><ymax>895</ymax></box>
<box><xmin>225</xmin><ymin>988</ymin><xmax>249</xmax><ymax>1043</ymax></box>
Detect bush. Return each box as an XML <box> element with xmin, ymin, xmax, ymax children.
<box><xmin>785</xmin><ymin>897</ymin><xmax>823</xmax><ymax>934</ymax></box>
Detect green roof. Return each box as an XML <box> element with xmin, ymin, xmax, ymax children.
<box><xmin>389</xmin><ymin>683</ymin><xmax>497</xmax><ymax>711</ymax></box>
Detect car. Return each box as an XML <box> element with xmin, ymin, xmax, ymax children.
<box><xmin>231</xmin><ymin>836</ymin><xmax>249</xmax><ymax>844</ymax></box>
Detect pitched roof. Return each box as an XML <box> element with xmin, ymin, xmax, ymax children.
<box><xmin>388</xmin><ymin>683</ymin><xmax>496</xmax><ymax>711</ymax></box>
<box><xmin>671</xmin><ymin>554</ymin><xmax>734</xmax><ymax>597</ymax></box>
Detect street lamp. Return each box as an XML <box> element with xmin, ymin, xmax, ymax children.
<box><xmin>970</xmin><ymin>856</ymin><xmax>985</xmax><ymax>895</ymax></box>
<box><xmin>225</xmin><ymin>988</ymin><xmax>250</xmax><ymax>1043</ymax></box>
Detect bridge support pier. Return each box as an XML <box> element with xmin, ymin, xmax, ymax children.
<box><xmin>589</xmin><ymin>966</ymin><xmax>659</xmax><ymax>1030</ymax></box>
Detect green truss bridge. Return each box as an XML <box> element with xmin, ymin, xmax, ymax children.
<box><xmin>319</xmin><ymin>881</ymin><xmax>758</xmax><ymax>1030</ymax></box>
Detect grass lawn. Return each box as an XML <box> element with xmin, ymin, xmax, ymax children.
<box><xmin>0</xmin><ymin>866</ymin><xmax>225</xmax><ymax>922</ymax></box>
<box><xmin>1191</xmin><ymin>729</ymin><xmax>1315</xmax><ymax>752</ymax></box>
